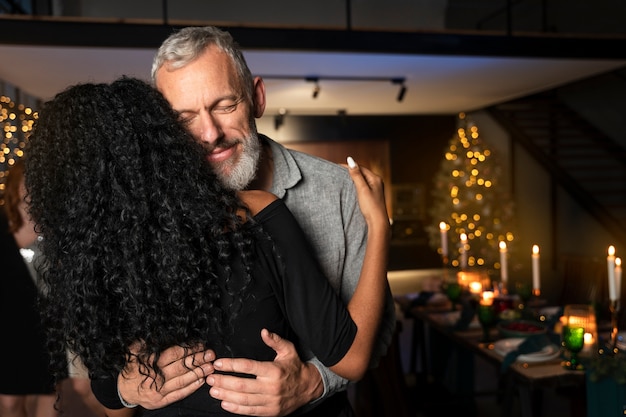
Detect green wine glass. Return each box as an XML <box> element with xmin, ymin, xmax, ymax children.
<box><xmin>477</xmin><ymin>303</ymin><xmax>497</xmax><ymax>343</ymax></box>
<box><xmin>562</xmin><ymin>325</ymin><xmax>585</xmax><ymax>370</ymax></box>
<box><xmin>444</xmin><ymin>282</ymin><xmax>462</xmax><ymax>311</ymax></box>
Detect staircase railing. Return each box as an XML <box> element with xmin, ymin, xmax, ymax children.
<box><xmin>487</xmin><ymin>91</ymin><xmax>626</xmax><ymax>247</ymax></box>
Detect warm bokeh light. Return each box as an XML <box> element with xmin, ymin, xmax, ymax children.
<box><xmin>0</xmin><ymin>94</ymin><xmax>37</xmax><ymax>206</ymax></box>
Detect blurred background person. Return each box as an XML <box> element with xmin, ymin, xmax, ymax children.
<box><xmin>0</xmin><ymin>159</ymin><xmax>58</xmax><ymax>417</ymax></box>
<box><xmin>0</xmin><ymin>159</ymin><xmax>106</xmax><ymax>417</ymax></box>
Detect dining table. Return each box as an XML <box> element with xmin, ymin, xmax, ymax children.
<box><xmin>410</xmin><ymin>304</ymin><xmax>586</xmax><ymax>417</ymax></box>
<box><xmin>389</xmin><ymin>270</ymin><xmax>587</xmax><ymax>417</ymax></box>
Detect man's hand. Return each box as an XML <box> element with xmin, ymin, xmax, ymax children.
<box><xmin>118</xmin><ymin>344</ymin><xmax>216</xmax><ymax>410</ymax></box>
<box><xmin>206</xmin><ymin>329</ymin><xmax>324</xmax><ymax>416</ymax></box>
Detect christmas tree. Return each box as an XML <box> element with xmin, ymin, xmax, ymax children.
<box><xmin>426</xmin><ymin>113</ymin><xmax>515</xmax><ymax>272</ymax></box>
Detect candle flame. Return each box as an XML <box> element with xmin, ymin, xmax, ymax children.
<box><xmin>532</xmin><ymin>245</ymin><xmax>539</xmax><ymax>255</ymax></box>
<box><xmin>469</xmin><ymin>281</ymin><xmax>482</xmax><ymax>294</ymax></box>
<box><xmin>481</xmin><ymin>290</ymin><xmax>494</xmax><ymax>305</ymax></box>
<box><xmin>499</xmin><ymin>241</ymin><xmax>506</xmax><ymax>250</ymax></box>
<box><xmin>617</xmin><ymin>257</ymin><xmax>622</xmax><ymax>267</ymax></box>
<box><xmin>439</xmin><ymin>222</ymin><xmax>447</xmax><ymax>231</ymax></box>
<box><xmin>609</xmin><ymin>245</ymin><xmax>616</xmax><ymax>256</ymax></box>
<box><xmin>460</xmin><ymin>233</ymin><xmax>467</xmax><ymax>242</ymax></box>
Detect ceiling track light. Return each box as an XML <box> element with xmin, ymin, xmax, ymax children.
<box><xmin>274</xmin><ymin>108</ymin><xmax>287</xmax><ymax>130</ymax></box>
<box><xmin>259</xmin><ymin>75</ymin><xmax>406</xmax><ymax>102</ymax></box>
<box><xmin>306</xmin><ymin>77</ymin><xmax>320</xmax><ymax>99</ymax></box>
<box><xmin>391</xmin><ymin>78</ymin><xmax>407</xmax><ymax>102</ymax></box>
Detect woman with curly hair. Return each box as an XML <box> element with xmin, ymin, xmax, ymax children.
<box><xmin>24</xmin><ymin>77</ymin><xmax>390</xmax><ymax>417</ymax></box>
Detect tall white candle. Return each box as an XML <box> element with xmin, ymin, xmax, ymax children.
<box><xmin>439</xmin><ymin>222</ymin><xmax>448</xmax><ymax>258</ymax></box>
<box><xmin>460</xmin><ymin>233</ymin><xmax>468</xmax><ymax>269</ymax></box>
<box><xmin>615</xmin><ymin>257</ymin><xmax>622</xmax><ymax>303</ymax></box>
<box><xmin>499</xmin><ymin>241</ymin><xmax>508</xmax><ymax>285</ymax></box>
<box><xmin>608</xmin><ymin>245</ymin><xmax>617</xmax><ymax>301</ymax></box>
<box><xmin>532</xmin><ymin>245</ymin><xmax>540</xmax><ymax>292</ymax></box>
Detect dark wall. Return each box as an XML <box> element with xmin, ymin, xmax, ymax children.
<box><xmin>267</xmin><ymin>113</ymin><xmax>455</xmax><ymax>181</ymax></box>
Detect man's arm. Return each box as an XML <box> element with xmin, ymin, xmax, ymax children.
<box><xmin>207</xmin><ymin>330</ymin><xmax>324</xmax><ymax>416</ymax></box>
<box><xmin>103</xmin><ymin>327</ymin><xmax>322</xmax><ymax>417</ymax></box>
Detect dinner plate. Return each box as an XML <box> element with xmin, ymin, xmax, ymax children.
<box><xmin>493</xmin><ymin>337</ymin><xmax>561</xmax><ymax>363</ymax></box>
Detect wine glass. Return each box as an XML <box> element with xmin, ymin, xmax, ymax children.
<box><xmin>562</xmin><ymin>325</ymin><xmax>585</xmax><ymax>370</ymax></box>
<box><xmin>444</xmin><ymin>281</ymin><xmax>462</xmax><ymax>311</ymax></box>
<box><xmin>476</xmin><ymin>303</ymin><xmax>497</xmax><ymax>343</ymax></box>
<box><xmin>562</xmin><ymin>304</ymin><xmax>593</xmax><ymax>370</ymax></box>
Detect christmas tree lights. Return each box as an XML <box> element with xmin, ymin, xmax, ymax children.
<box><xmin>427</xmin><ymin>113</ymin><xmax>515</xmax><ymax>272</ymax></box>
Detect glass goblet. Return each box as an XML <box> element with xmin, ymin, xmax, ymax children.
<box><xmin>476</xmin><ymin>303</ymin><xmax>497</xmax><ymax>343</ymax></box>
<box><xmin>562</xmin><ymin>325</ymin><xmax>585</xmax><ymax>370</ymax></box>
<box><xmin>562</xmin><ymin>304</ymin><xmax>594</xmax><ymax>370</ymax></box>
<box><xmin>444</xmin><ymin>282</ymin><xmax>462</xmax><ymax>311</ymax></box>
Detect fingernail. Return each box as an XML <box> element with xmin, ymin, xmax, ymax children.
<box><xmin>214</xmin><ymin>359</ymin><xmax>222</xmax><ymax>368</ymax></box>
<box><xmin>206</xmin><ymin>376</ymin><xmax>214</xmax><ymax>385</ymax></box>
<box><xmin>347</xmin><ymin>156</ymin><xmax>356</xmax><ymax>169</ymax></box>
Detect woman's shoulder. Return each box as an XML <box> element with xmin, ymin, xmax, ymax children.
<box><xmin>239</xmin><ymin>190</ymin><xmax>279</xmax><ymax>216</ymax></box>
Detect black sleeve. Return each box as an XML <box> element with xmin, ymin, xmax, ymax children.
<box><xmin>90</xmin><ymin>377</ymin><xmax>125</xmax><ymax>410</ymax></box>
<box><xmin>253</xmin><ymin>199</ymin><xmax>357</xmax><ymax>366</ymax></box>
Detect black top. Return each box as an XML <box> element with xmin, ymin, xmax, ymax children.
<box><xmin>0</xmin><ymin>214</ymin><xmax>56</xmax><ymax>394</ymax></box>
<box><xmin>95</xmin><ymin>199</ymin><xmax>357</xmax><ymax>416</ymax></box>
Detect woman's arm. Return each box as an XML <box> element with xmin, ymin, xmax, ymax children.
<box><xmin>240</xmin><ymin>161</ymin><xmax>390</xmax><ymax>382</ymax></box>
<box><xmin>328</xmin><ymin>157</ymin><xmax>390</xmax><ymax>381</ymax></box>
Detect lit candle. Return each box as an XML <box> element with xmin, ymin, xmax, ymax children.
<box><xmin>532</xmin><ymin>245</ymin><xmax>540</xmax><ymax>293</ymax></box>
<box><xmin>499</xmin><ymin>241</ymin><xmax>508</xmax><ymax>286</ymax></box>
<box><xmin>584</xmin><ymin>332</ymin><xmax>595</xmax><ymax>351</ymax></box>
<box><xmin>460</xmin><ymin>233</ymin><xmax>468</xmax><ymax>269</ymax></box>
<box><xmin>615</xmin><ymin>258</ymin><xmax>622</xmax><ymax>300</ymax></box>
<box><xmin>439</xmin><ymin>222</ymin><xmax>448</xmax><ymax>258</ymax></box>
<box><xmin>481</xmin><ymin>290</ymin><xmax>494</xmax><ymax>306</ymax></box>
<box><xmin>608</xmin><ymin>246</ymin><xmax>616</xmax><ymax>301</ymax></box>
<box><xmin>469</xmin><ymin>281</ymin><xmax>482</xmax><ymax>295</ymax></box>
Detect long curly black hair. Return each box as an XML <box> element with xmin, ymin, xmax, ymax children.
<box><xmin>24</xmin><ymin>77</ymin><xmax>255</xmax><ymax>382</ymax></box>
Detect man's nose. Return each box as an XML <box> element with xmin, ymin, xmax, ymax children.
<box><xmin>196</xmin><ymin>111</ymin><xmax>222</xmax><ymax>144</ymax></box>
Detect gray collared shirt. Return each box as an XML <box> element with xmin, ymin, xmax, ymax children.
<box><xmin>265</xmin><ymin>136</ymin><xmax>396</xmax><ymax>401</ymax></box>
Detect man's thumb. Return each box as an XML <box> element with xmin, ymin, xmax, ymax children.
<box><xmin>261</xmin><ymin>328</ymin><xmax>280</xmax><ymax>347</ymax></box>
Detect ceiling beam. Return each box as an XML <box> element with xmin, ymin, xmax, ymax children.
<box><xmin>1</xmin><ymin>15</ymin><xmax>626</xmax><ymax>60</ymax></box>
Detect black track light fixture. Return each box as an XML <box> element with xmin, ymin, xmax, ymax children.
<box><xmin>274</xmin><ymin>108</ymin><xmax>287</xmax><ymax>130</ymax></box>
<box><xmin>391</xmin><ymin>78</ymin><xmax>407</xmax><ymax>102</ymax></box>
<box><xmin>305</xmin><ymin>77</ymin><xmax>320</xmax><ymax>99</ymax></box>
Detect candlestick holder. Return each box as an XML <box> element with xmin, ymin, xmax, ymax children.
<box><xmin>441</xmin><ymin>255</ymin><xmax>449</xmax><ymax>268</ymax></box>
<box><xmin>609</xmin><ymin>299</ymin><xmax>620</xmax><ymax>350</ymax></box>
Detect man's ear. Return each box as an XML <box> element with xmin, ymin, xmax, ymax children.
<box><xmin>251</xmin><ymin>76</ymin><xmax>266</xmax><ymax>118</ymax></box>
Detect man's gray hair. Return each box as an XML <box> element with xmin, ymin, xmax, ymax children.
<box><xmin>151</xmin><ymin>26</ymin><xmax>254</xmax><ymax>103</ymax></box>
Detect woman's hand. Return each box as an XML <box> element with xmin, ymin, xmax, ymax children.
<box><xmin>345</xmin><ymin>157</ymin><xmax>390</xmax><ymax>238</ymax></box>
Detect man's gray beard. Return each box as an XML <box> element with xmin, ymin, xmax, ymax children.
<box><xmin>218</xmin><ymin>130</ymin><xmax>261</xmax><ymax>191</ymax></box>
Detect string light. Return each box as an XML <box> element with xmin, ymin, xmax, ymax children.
<box><xmin>0</xmin><ymin>94</ymin><xmax>37</xmax><ymax>206</ymax></box>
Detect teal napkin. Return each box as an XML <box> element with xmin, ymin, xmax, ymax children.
<box><xmin>500</xmin><ymin>333</ymin><xmax>559</xmax><ymax>372</ymax></box>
